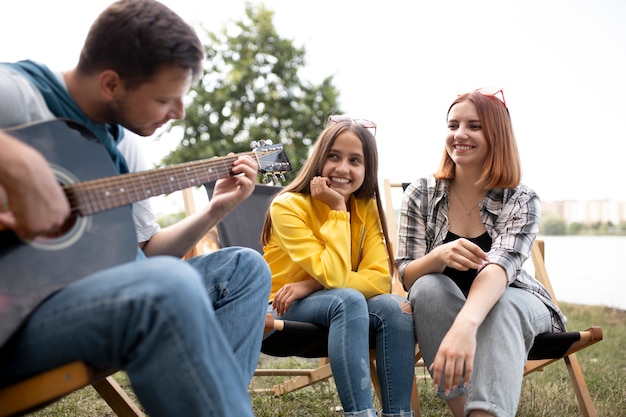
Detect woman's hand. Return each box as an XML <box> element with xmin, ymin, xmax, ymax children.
<box><xmin>429</xmin><ymin>319</ymin><xmax>478</xmax><ymax>395</ymax></box>
<box><xmin>310</xmin><ymin>176</ymin><xmax>346</xmax><ymax>211</ymax></box>
<box><xmin>272</xmin><ymin>279</ymin><xmax>323</xmax><ymax>316</ymax></box>
<box><xmin>433</xmin><ymin>238</ymin><xmax>489</xmax><ymax>271</ymax></box>
<box><xmin>430</xmin><ymin>265</ymin><xmax>507</xmax><ymax>395</ymax></box>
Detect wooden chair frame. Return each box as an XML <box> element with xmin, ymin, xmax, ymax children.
<box><xmin>382</xmin><ymin>179</ymin><xmax>603</xmax><ymax>417</ymax></box>
<box><xmin>523</xmin><ymin>240</ymin><xmax>602</xmax><ymax>417</ymax></box>
<box><xmin>0</xmin><ymin>363</ymin><xmax>144</xmax><ymax>417</ymax></box>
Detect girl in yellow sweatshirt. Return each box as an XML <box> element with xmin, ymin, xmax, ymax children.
<box><xmin>261</xmin><ymin>116</ymin><xmax>416</xmax><ymax>417</ymax></box>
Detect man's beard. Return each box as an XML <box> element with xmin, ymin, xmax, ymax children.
<box><xmin>100</xmin><ymin>98</ymin><xmax>154</xmax><ymax>137</ymax></box>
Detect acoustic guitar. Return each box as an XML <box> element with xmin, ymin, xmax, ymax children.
<box><xmin>0</xmin><ymin>118</ymin><xmax>291</xmax><ymax>346</ymax></box>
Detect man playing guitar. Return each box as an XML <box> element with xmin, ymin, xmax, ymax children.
<box><xmin>0</xmin><ymin>1</ymin><xmax>271</xmax><ymax>416</ymax></box>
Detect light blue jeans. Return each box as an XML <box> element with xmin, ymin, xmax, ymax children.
<box><xmin>409</xmin><ymin>274</ymin><xmax>552</xmax><ymax>417</ymax></box>
<box><xmin>0</xmin><ymin>247</ymin><xmax>271</xmax><ymax>417</ymax></box>
<box><xmin>269</xmin><ymin>288</ymin><xmax>415</xmax><ymax>417</ymax></box>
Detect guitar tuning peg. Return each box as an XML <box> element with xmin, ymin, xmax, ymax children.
<box><xmin>250</xmin><ymin>141</ymin><xmax>259</xmax><ymax>150</ymax></box>
<box><xmin>262</xmin><ymin>174</ymin><xmax>271</xmax><ymax>184</ymax></box>
<box><xmin>279</xmin><ymin>173</ymin><xmax>286</xmax><ymax>182</ymax></box>
<box><xmin>264</xmin><ymin>139</ymin><xmax>273</xmax><ymax>146</ymax></box>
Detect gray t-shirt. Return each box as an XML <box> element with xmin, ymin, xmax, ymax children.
<box><xmin>0</xmin><ymin>66</ymin><xmax>160</xmax><ymax>243</ymax></box>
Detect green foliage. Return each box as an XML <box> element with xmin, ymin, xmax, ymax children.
<box><xmin>540</xmin><ymin>215</ymin><xmax>567</xmax><ymax>235</ymax></box>
<box><xmin>160</xmin><ymin>3</ymin><xmax>342</xmax><ymax>183</ymax></box>
<box><xmin>541</xmin><ymin>215</ymin><xmax>626</xmax><ymax>236</ymax></box>
<box><xmin>156</xmin><ymin>211</ymin><xmax>186</xmax><ymax>228</ymax></box>
<box><xmin>567</xmin><ymin>221</ymin><xmax>585</xmax><ymax>234</ymax></box>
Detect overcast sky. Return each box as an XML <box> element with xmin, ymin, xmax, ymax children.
<box><xmin>4</xmin><ymin>0</ymin><xmax>625</xmax><ymax>202</ymax></box>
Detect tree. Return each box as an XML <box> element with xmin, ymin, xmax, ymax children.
<box><xmin>159</xmin><ymin>3</ymin><xmax>342</xmax><ymax>183</ymax></box>
<box><xmin>567</xmin><ymin>221</ymin><xmax>585</xmax><ymax>235</ymax></box>
<box><xmin>540</xmin><ymin>215</ymin><xmax>567</xmax><ymax>235</ymax></box>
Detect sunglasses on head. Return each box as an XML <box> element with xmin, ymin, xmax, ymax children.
<box><xmin>458</xmin><ymin>87</ymin><xmax>506</xmax><ymax>108</ymax></box>
<box><xmin>328</xmin><ymin>115</ymin><xmax>377</xmax><ymax>136</ymax></box>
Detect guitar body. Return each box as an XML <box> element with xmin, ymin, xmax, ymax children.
<box><xmin>0</xmin><ymin>118</ymin><xmax>292</xmax><ymax>347</ymax></box>
<box><xmin>0</xmin><ymin>119</ymin><xmax>136</xmax><ymax>346</ymax></box>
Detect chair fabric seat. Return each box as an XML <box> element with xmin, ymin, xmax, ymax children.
<box><xmin>528</xmin><ymin>331</ymin><xmax>581</xmax><ymax>360</ymax></box>
<box><xmin>262</xmin><ymin>318</ymin><xmax>383</xmax><ymax>358</ymax></box>
<box><xmin>263</xmin><ymin>325</ymin><xmax>586</xmax><ymax>362</ymax></box>
<box><xmin>262</xmin><ymin>321</ymin><xmax>328</xmax><ymax>358</ymax></box>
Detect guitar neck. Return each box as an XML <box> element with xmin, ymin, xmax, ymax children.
<box><xmin>66</xmin><ymin>153</ymin><xmax>248</xmax><ymax>215</ymax></box>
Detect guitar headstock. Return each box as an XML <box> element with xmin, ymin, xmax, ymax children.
<box><xmin>251</xmin><ymin>140</ymin><xmax>292</xmax><ymax>183</ymax></box>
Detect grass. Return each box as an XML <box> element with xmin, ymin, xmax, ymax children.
<box><xmin>24</xmin><ymin>302</ymin><xmax>625</xmax><ymax>416</ymax></box>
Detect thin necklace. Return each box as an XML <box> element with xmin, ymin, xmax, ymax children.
<box><xmin>452</xmin><ymin>188</ymin><xmax>481</xmax><ymax>215</ymax></box>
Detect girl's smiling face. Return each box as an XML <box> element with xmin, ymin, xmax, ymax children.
<box><xmin>321</xmin><ymin>130</ymin><xmax>366</xmax><ymax>202</ymax></box>
<box><xmin>446</xmin><ymin>100</ymin><xmax>489</xmax><ymax>169</ymax></box>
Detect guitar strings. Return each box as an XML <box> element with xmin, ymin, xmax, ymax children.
<box><xmin>65</xmin><ymin>153</ymin><xmax>252</xmax><ymax>215</ymax></box>
<box><xmin>69</xmin><ymin>156</ymin><xmax>238</xmax><ymax>213</ymax></box>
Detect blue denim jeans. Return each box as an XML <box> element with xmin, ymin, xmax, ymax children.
<box><xmin>409</xmin><ymin>274</ymin><xmax>552</xmax><ymax>417</ymax></box>
<box><xmin>269</xmin><ymin>288</ymin><xmax>415</xmax><ymax>417</ymax></box>
<box><xmin>0</xmin><ymin>247</ymin><xmax>271</xmax><ymax>417</ymax></box>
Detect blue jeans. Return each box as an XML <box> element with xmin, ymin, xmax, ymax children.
<box><xmin>409</xmin><ymin>274</ymin><xmax>552</xmax><ymax>417</ymax></box>
<box><xmin>269</xmin><ymin>288</ymin><xmax>415</xmax><ymax>417</ymax></box>
<box><xmin>0</xmin><ymin>247</ymin><xmax>271</xmax><ymax>417</ymax></box>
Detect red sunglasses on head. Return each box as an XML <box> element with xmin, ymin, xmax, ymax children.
<box><xmin>458</xmin><ymin>87</ymin><xmax>506</xmax><ymax>108</ymax></box>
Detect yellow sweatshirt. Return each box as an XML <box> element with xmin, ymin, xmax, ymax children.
<box><xmin>263</xmin><ymin>192</ymin><xmax>392</xmax><ymax>301</ymax></box>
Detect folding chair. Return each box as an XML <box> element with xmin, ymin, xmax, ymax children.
<box><xmin>0</xmin><ymin>363</ymin><xmax>144</xmax><ymax>417</ymax></box>
<box><xmin>523</xmin><ymin>240</ymin><xmax>603</xmax><ymax>417</ymax></box>
<box><xmin>202</xmin><ymin>182</ymin><xmax>421</xmax><ymax>413</ymax></box>
<box><xmin>382</xmin><ymin>179</ymin><xmax>603</xmax><ymax>417</ymax></box>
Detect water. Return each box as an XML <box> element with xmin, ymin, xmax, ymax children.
<box><xmin>525</xmin><ymin>235</ymin><xmax>626</xmax><ymax>310</ymax></box>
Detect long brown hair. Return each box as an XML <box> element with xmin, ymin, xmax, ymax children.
<box><xmin>434</xmin><ymin>91</ymin><xmax>521</xmax><ymax>189</ymax></box>
<box><xmin>261</xmin><ymin>121</ymin><xmax>395</xmax><ymax>273</ymax></box>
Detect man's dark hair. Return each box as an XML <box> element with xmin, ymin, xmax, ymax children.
<box><xmin>77</xmin><ymin>0</ymin><xmax>204</xmax><ymax>89</ymax></box>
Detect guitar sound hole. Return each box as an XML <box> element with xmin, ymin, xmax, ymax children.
<box><xmin>29</xmin><ymin>212</ymin><xmax>89</xmax><ymax>251</ymax></box>
<box><xmin>44</xmin><ymin>213</ymin><xmax>78</xmax><ymax>239</ymax></box>
<box><xmin>25</xmin><ymin>166</ymin><xmax>91</xmax><ymax>249</ymax></box>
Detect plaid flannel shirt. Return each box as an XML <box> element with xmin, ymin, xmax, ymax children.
<box><xmin>395</xmin><ymin>175</ymin><xmax>566</xmax><ymax>332</ymax></box>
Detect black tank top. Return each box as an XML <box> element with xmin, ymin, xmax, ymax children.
<box><xmin>442</xmin><ymin>231</ymin><xmax>492</xmax><ymax>296</ymax></box>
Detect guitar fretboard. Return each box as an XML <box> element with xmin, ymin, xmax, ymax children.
<box><xmin>65</xmin><ymin>153</ymin><xmax>250</xmax><ymax>215</ymax></box>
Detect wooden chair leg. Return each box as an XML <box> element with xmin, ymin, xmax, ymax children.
<box><xmin>91</xmin><ymin>376</ymin><xmax>145</xmax><ymax>417</ymax></box>
<box><xmin>563</xmin><ymin>353</ymin><xmax>598</xmax><ymax>417</ymax></box>
<box><xmin>411</xmin><ymin>379</ymin><xmax>421</xmax><ymax>417</ymax></box>
<box><xmin>412</xmin><ymin>348</ymin><xmax>422</xmax><ymax>417</ymax></box>
<box><xmin>255</xmin><ymin>358</ymin><xmax>334</xmax><ymax>396</ymax></box>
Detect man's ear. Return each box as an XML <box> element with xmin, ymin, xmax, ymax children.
<box><xmin>99</xmin><ymin>70</ymin><xmax>123</xmax><ymax>101</ymax></box>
